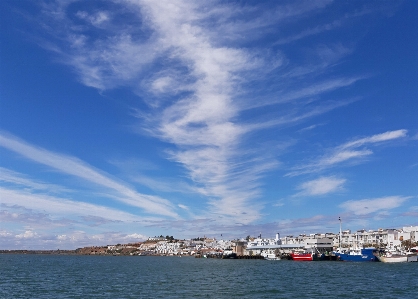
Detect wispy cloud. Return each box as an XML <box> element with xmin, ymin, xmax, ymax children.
<box><xmin>294</xmin><ymin>176</ymin><xmax>346</xmax><ymax>197</ymax></box>
<box><xmin>297</xmin><ymin>123</ymin><xmax>325</xmax><ymax>133</ymax></box>
<box><xmin>287</xmin><ymin>129</ymin><xmax>408</xmax><ymax>176</ymax></box>
<box><xmin>0</xmin><ymin>167</ymin><xmax>71</xmax><ymax>194</ymax></box>
<box><xmin>0</xmin><ymin>206</ymin><xmax>75</xmax><ymax>228</ymax></box>
<box><xmin>340</xmin><ymin>129</ymin><xmax>407</xmax><ymax>149</ymax></box>
<box><xmin>276</xmin><ymin>3</ymin><xmax>392</xmax><ymax>45</ymax></box>
<box><xmin>0</xmin><ymin>132</ymin><xmax>178</xmax><ymax>218</ymax></box>
<box><xmin>22</xmin><ymin>0</ymin><xmax>386</xmax><ymax>225</ymax></box>
<box><xmin>0</xmin><ymin>188</ymin><xmax>144</xmax><ymax>223</ymax></box>
<box><xmin>401</xmin><ymin>206</ymin><xmax>418</xmax><ymax>218</ymax></box>
<box><xmin>339</xmin><ymin>196</ymin><xmax>410</xmax><ymax>216</ymax></box>
<box><xmin>274</xmin><ymin>6</ymin><xmax>377</xmax><ymax>46</ymax></box>
<box><xmin>273</xmin><ymin>199</ymin><xmax>285</xmax><ymax>207</ymax></box>
<box><xmin>275</xmin><ymin>20</ymin><xmax>343</xmax><ymax>45</ymax></box>
<box><xmin>125</xmin><ymin>0</ymin><xmax>285</xmax><ymax>222</ymax></box>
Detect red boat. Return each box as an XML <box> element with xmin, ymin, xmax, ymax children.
<box><xmin>290</xmin><ymin>252</ymin><xmax>313</xmax><ymax>261</ymax></box>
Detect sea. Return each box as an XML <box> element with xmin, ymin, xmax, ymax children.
<box><xmin>0</xmin><ymin>254</ymin><xmax>416</xmax><ymax>299</ymax></box>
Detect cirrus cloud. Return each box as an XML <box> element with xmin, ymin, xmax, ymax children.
<box><xmin>339</xmin><ymin>196</ymin><xmax>411</xmax><ymax>216</ymax></box>
<box><xmin>294</xmin><ymin>176</ymin><xmax>346</xmax><ymax>196</ymax></box>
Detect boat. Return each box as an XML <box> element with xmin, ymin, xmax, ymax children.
<box><xmin>335</xmin><ymin>217</ymin><xmax>378</xmax><ymax>262</ymax></box>
<box><xmin>377</xmin><ymin>253</ymin><xmax>408</xmax><ymax>263</ymax></box>
<box><xmin>377</xmin><ymin>250</ymin><xmax>418</xmax><ymax>263</ymax></box>
<box><xmin>290</xmin><ymin>252</ymin><xmax>313</xmax><ymax>261</ymax></box>
<box><xmin>335</xmin><ymin>248</ymin><xmax>378</xmax><ymax>262</ymax></box>
<box><xmin>222</xmin><ymin>252</ymin><xmax>237</xmax><ymax>259</ymax></box>
<box><xmin>264</xmin><ymin>253</ymin><xmax>281</xmax><ymax>261</ymax></box>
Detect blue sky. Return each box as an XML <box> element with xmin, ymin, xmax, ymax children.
<box><xmin>1</xmin><ymin>0</ymin><xmax>417</xmax><ymax>249</ymax></box>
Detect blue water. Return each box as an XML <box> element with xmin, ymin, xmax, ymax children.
<box><xmin>0</xmin><ymin>254</ymin><xmax>416</xmax><ymax>298</ymax></box>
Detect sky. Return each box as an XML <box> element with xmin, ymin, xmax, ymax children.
<box><xmin>0</xmin><ymin>0</ymin><xmax>417</xmax><ymax>250</ymax></box>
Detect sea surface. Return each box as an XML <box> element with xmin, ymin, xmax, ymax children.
<box><xmin>0</xmin><ymin>254</ymin><xmax>416</xmax><ymax>298</ymax></box>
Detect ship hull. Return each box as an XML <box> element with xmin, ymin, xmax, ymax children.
<box><xmin>377</xmin><ymin>255</ymin><xmax>408</xmax><ymax>263</ymax></box>
<box><xmin>290</xmin><ymin>253</ymin><xmax>313</xmax><ymax>261</ymax></box>
<box><xmin>336</xmin><ymin>248</ymin><xmax>378</xmax><ymax>262</ymax></box>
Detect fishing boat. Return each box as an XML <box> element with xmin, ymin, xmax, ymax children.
<box><xmin>335</xmin><ymin>248</ymin><xmax>378</xmax><ymax>262</ymax></box>
<box><xmin>290</xmin><ymin>252</ymin><xmax>313</xmax><ymax>261</ymax></box>
<box><xmin>335</xmin><ymin>217</ymin><xmax>378</xmax><ymax>262</ymax></box>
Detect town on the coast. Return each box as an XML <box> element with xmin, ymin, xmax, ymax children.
<box><xmin>3</xmin><ymin>225</ymin><xmax>417</xmax><ymax>263</ymax></box>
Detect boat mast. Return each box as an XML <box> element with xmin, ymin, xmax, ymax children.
<box><xmin>339</xmin><ymin>217</ymin><xmax>342</xmax><ymax>252</ymax></box>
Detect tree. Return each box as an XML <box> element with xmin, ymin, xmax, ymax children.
<box><xmin>401</xmin><ymin>239</ymin><xmax>413</xmax><ymax>250</ymax></box>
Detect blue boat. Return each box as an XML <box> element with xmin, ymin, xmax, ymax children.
<box><xmin>336</xmin><ymin>248</ymin><xmax>378</xmax><ymax>262</ymax></box>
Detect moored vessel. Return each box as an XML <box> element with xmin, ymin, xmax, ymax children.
<box><xmin>377</xmin><ymin>253</ymin><xmax>408</xmax><ymax>263</ymax></box>
<box><xmin>335</xmin><ymin>248</ymin><xmax>378</xmax><ymax>262</ymax></box>
<box><xmin>264</xmin><ymin>253</ymin><xmax>281</xmax><ymax>260</ymax></box>
<box><xmin>290</xmin><ymin>252</ymin><xmax>313</xmax><ymax>261</ymax></box>
<box><xmin>377</xmin><ymin>251</ymin><xmax>418</xmax><ymax>263</ymax></box>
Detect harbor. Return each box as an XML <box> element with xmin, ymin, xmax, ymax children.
<box><xmin>3</xmin><ymin>224</ymin><xmax>417</xmax><ymax>263</ymax></box>
<box><xmin>194</xmin><ymin>222</ymin><xmax>418</xmax><ymax>262</ymax></box>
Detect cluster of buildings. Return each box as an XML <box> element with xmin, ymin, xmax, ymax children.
<box><xmin>243</xmin><ymin>226</ymin><xmax>418</xmax><ymax>256</ymax></box>
<box><xmin>135</xmin><ymin>238</ymin><xmax>235</xmax><ymax>256</ymax></box>
<box><xmin>282</xmin><ymin>226</ymin><xmax>417</xmax><ymax>250</ymax></box>
<box><xmin>74</xmin><ymin>226</ymin><xmax>417</xmax><ymax>256</ymax></box>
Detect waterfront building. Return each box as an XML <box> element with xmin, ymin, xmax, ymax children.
<box><xmin>232</xmin><ymin>241</ymin><xmax>246</xmax><ymax>256</ymax></box>
<box><xmin>328</xmin><ymin>226</ymin><xmax>418</xmax><ymax>250</ymax></box>
<box><xmin>244</xmin><ymin>233</ymin><xmax>333</xmax><ymax>255</ymax></box>
<box><xmin>304</xmin><ymin>238</ymin><xmax>333</xmax><ymax>253</ymax></box>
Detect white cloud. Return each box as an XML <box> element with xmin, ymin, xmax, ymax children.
<box><xmin>126</xmin><ymin>0</ymin><xmax>272</xmax><ymax>222</ymax></box>
<box><xmin>276</xmin><ymin>20</ymin><xmax>343</xmax><ymax>45</ymax></box>
<box><xmin>287</xmin><ymin>129</ymin><xmax>407</xmax><ymax>176</ymax></box>
<box><xmin>150</xmin><ymin>76</ymin><xmax>174</xmax><ymax>94</ymax></box>
<box><xmin>0</xmin><ymin>187</ymin><xmax>146</xmax><ymax>223</ymax></box>
<box><xmin>319</xmin><ymin>149</ymin><xmax>373</xmax><ymax>165</ymax></box>
<box><xmin>124</xmin><ymin>233</ymin><xmax>147</xmax><ymax>240</ymax></box>
<box><xmin>341</xmin><ymin>129</ymin><xmax>407</xmax><ymax>149</ymax></box>
<box><xmin>76</xmin><ymin>10</ymin><xmax>110</xmax><ymax>27</ymax></box>
<box><xmin>0</xmin><ymin>167</ymin><xmax>70</xmax><ymax>194</ymax></box>
<box><xmin>295</xmin><ymin>176</ymin><xmax>346</xmax><ymax>196</ymax></box>
<box><xmin>0</xmin><ymin>132</ymin><xmax>178</xmax><ymax>218</ymax></box>
<box><xmin>273</xmin><ymin>199</ymin><xmax>285</xmax><ymax>207</ymax></box>
<box><xmin>274</xmin><ymin>6</ymin><xmax>377</xmax><ymax>46</ymax></box>
<box><xmin>339</xmin><ymin>196</ymin><xmax>410</xmax><ymax>215</ymax></box>
<box><xmin>15</xmin><ymin>230</ymin><xmax>38</xmax><ymax>239</ymax></box>
<box><xmin>178</xmin><ymin>204</ymin><xmax>189</xmax><ymax>210</ymax></box>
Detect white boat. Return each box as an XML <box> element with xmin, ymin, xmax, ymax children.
<box><xmin>264</xmin><ymin>253</ymin><xmax>281</xmax><ymax>261</ymax></box>
<box><xmin>377</xmin><ymin>252</ymin><xmax>408</xmax><ymax>263</ymax></box>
